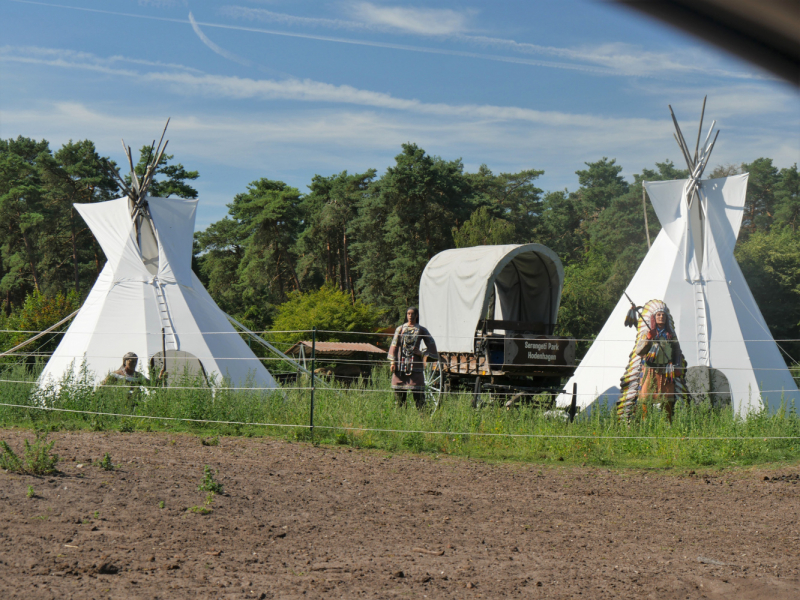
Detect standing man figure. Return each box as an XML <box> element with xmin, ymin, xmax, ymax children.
<box><xmin>619</xmin><ymin>299</ymin><xmax>687</xmax><ymax>421</ymax></box>
<box><xmin>388</xmin><ymin>307</ymin><xmax>438</xmax><ymax>409</ymax></box>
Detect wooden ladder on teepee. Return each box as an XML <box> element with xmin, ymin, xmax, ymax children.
<box><xmin>694</xmin><ymin>281</ymin><xmax>709</xmax><ymax>366</ymax></box>
<box><xmin>154</xmin><ymin>280</ymin><xmax>178</xmax><ymax>352</ymax></box>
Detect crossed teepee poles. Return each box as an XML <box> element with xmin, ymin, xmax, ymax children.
<box><xmin>667</xmin><ymin>97</ymin><xmax>720</xmax><ymax>273</ymax></box>
<box><xmin>102</xmin><ymin>118</ymin><xmax>171</xmax><ymax>245</ymax></box>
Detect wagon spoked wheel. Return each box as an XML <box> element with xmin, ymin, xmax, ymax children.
<box><xmin>424</xmin><ymin>359</ymin><xmax>444</xmax><ymax>412</ymax></box>
<box><xmin>471</xmin><ymin>377</ymin><xmax>500</xmax><ymax>409</ymax></box>
<box><xmin>471</xmin><ymin>376</ymin><xmax>485</xmax><ymax>409</ymax></box>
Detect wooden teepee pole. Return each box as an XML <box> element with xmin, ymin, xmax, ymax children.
<box><xmin>642</xmin><ymin>184</ymin><xmax>651</xmax><ymax>248</ymax></box>
<box><xmin>694</xmin><ymin>95</ymin><xmax>707</xmax><ymax>165</ymax></box>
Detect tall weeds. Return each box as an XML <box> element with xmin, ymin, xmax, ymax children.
<box><xmin>1</xmin><ymin>362</ymin><xmax>799</xmax><ymax>468</ymax></box>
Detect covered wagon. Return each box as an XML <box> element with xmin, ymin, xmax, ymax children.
<box><xmin>419</xmin><ymin>243</ymin><xmax>577</xmax><ymax>409</ymax></box>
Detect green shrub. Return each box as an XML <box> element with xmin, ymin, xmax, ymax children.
<box><xmin>0</xmin><ymin>441</ymin><xmax>24</xmax><ymax>472</ymax></box>
<box><xmin>270</xmin><ymin>285</ymin><xmax>385</xmax><ymax>346</ymax></box>
<box><xmin>96</xmin><ymin>453</ymin><xmax>115</xmax><ymax>471</ymax></box>
<box><xmin>0</xmin><ymin>434</ymin><xmax>59</xmax><ymax>475</ymax></box>
<box><xmin>24</xmin><ymin>434</ymin><xmax>60</xmax><ymax>475</ymax></box>
<box><xmin>0</xmin><ymin>291</ymin><xmax>82</xmax><ymax>364</ymax></box>
<box><xmin>198</xmin><ymin>465</ymin><xmax>224</xmax><ymax>494</ymax></box>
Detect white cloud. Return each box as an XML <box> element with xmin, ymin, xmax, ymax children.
<box><xmin>1</xmin><ymin>45</ymin><xmax>796</xmax><ymax>202</ymax></box>
<box><xmin>218</xmin><ymin>5</ymin><xmax>765</xmax><ymax>80</ymax></box>
<box><xmin>454</xmin><ymin>37</ymin><xmax>768</xmax><ymax>81</ymax></box>
<box><xmin>6</xmin><ymin>44</ymin><xmax>794</xmax><ymax>157</ymax></box>
<box><xmin>565</xmin><ymin>43</ymin><xmax>769</xmax><ymax>81</ymax></box>
<box><xmin>0</xmin><ymin>100</ymin><xmax>666</xmax><ymax>176</ymax></box>
<box><xmin>0</xmin><ymin>45</ymin><xmax>637</xmax><ymax>125</ymax></box>
<box><xmin>345</xmin><ymin>2</ymin><xmax>473</xmax><ymax>35</ymax></box>
<box><xmin>219</xmin><ymin>6</ymin><xmax>371</xmax><ymax>31</ymax></box>
<box><xmin>140</xmin><ymin>70</ymin><xmax>667</xmax><ymax>133</ymax></box>
<box><xmin>4</xmin><ymin>45</ymin><xmax>796</xmax><ymax>141</ymax></box>
<box><xmin>4</xmin><ymin>98</ymin><xmax>797</xmax><ymax>228</ymax></box>
<box><xmin>137</xmin><ymin>0</ymin><xmax>187</xmax><ymax>7</ymax></box>
<box><xmin>670</xmin><ymin>84</ymin><xmax>798</xmax><ymax>118</ymax></box>
<box><xmin>210</xmin><ymin>10</ymin><xmax>617</xmax><ymax>76</ymax></box>
<box><xmin>222</xmin><ymin>2</ymin><xmax>476</xmax><ymax>37</ymax></box>
<box><xmin>0</xmin><ymin>45</ymin><xmax>203</xmax><ymax>73</ymax></box>
<box><xmin>6</xmin><ymin>2</ymin><xmax>762</xmax><ymax>81</ymax></box>
<box><xmin>188</xmin><ymin>12</ymin><xmax>251</xmax><ymax>66</ymax></box>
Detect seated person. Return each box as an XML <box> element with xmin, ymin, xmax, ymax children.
<box><xmin>103</xmin><ymin>352</ymin><xmax>167</xmax><ymax>403</ymax></box>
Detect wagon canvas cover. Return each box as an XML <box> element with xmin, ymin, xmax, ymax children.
<box><xmin>419</xmin><ymin>244</ymin><xmax>565</xmax><ymax>353</ymax></box>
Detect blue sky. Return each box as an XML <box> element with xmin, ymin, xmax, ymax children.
<box><xmin>1</xmin><ymin>0</ymin><xmax>799</xmax><ymax>230</ymax></box>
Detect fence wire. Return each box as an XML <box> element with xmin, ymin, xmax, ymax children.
<box><xmin>4</xmin><ymin>326</ymin><xmax>800</xmax><ymax>344</ymax></box>
<box><xmin>2</xmin><ymin>326</ymin><xmax>798</xmax><ymax>399</ymax></box>
<box><xmin>2</xmin><ymin>402</ymin><xmax>799</xmax><ymax>442</ymax></box>
<box><xmin>1</xmin><ymin>377</ymin><xmax>796</xmax><ymax>397</ymax></box>
<box><xmin>3</xmin><ymin>352</ymin><xmax>800</xmax><ymax>373</ymax></box>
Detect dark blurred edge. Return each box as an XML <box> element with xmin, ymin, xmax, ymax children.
<box><xmin>615</xmin><ymin>0</ymin><xmax>800</xmax><ymax>86</ymax></box>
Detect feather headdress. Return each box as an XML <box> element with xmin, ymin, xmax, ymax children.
<box><xmin>617</xmin><ymin>299</ymin><xmax>689</xmax><ymax>420</ymax></box>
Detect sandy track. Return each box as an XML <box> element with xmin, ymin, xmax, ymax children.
<box><xmin>0</xmin><ymin>429</ymin><xmax>798</xmax><ymax>599</ymax></box>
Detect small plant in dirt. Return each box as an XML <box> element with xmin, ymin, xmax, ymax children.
<box><xmin>96</xmin><ymin>453</ymin><xmax>116</xmax><ymax>471</ymax></box>
<box><xmin>93</xmin><ymin>511</ymin><xmax>99</xmax><ymax>519</ymax></box>
<box><xmin>201</xmin><ymin>436</ymin><xmax>219</xmax><ymax>446</ymax></box>
<box><xmin>187</xmin><ymin>493</ymin><xmax>215</xmax><ymax>515</ymax></box>
<box><xmin>198</xmin><ymin>465</ymin><xmax>224</xmax><ymax>494</ymax></box>
<box><xmin>158</xmin><ymin>500</ymin><xmax>165</xmax><ymax>509</ymax></box>
<box><xmin>0</xmin><ymin>441</ymin><xmax>24</xmax><ymax>472</ymax></box>
<box><xmin>0</xmin><ymin>434</ymin><xmax>59</xmax><ymax>475</ymax></box>
<box><xmin>26</xmin><ymin>485</ymin><xmax>36</xmax><ymax>498</ymax></box>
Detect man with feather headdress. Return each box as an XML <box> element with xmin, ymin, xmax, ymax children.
<box><xmin>618</xmin><ymin>299</ymin><xmax>688</xmax><ymax>421</ymax></box>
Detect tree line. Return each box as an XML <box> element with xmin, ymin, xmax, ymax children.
<box><xmin>1</xmin><ymin>136</ymin><xmax>799</xmax><ymax>363</ymax></box>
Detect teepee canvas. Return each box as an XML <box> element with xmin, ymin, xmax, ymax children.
<box><xmin>560</xmin><ymin>102</ymin><xmax>799</xmax><ymax>414</ymax></box>
<box><xmin>39</xmin><ymin>125</ymin><xmax>277</xmax><ymax>391</ymax></box>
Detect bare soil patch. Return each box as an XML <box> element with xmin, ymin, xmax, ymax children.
<box><xmin>1</xmin><ymin>429</ymin><xmax>799</xmax><ymax>599</ymax></box>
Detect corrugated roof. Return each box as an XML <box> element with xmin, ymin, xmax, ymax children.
<box><xmin>287</xmin><ymin>341</ymin><xmax>386</xmax><ymax>356</ymax></box>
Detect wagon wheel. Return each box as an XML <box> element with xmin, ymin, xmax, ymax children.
<box><xmin>471</xmin><ymin>376</ymin><xmax>485</xmax><ymax>409</ymax></box>
<box><xmin>424</xmin><ymin>359</ymin><xmax>445</xmax><ymax>411</ymax></box>
<box><xmin>472</xmin><ymin>377</ymin><xmax>506</xmax><ymax>409</ymax></box>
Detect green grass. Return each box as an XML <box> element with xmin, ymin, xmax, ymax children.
<box><xmin>1</xmin><ymin>362</ymin><xmax>799</xmax><ymax>468</ymax></box>
<box><xmin>1</xmin><ymin>431</ymin><xmax>59</xmax><ymax>475</ymax></box>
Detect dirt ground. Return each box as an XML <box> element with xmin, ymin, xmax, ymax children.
<box><xmin>1</xmin><ymin>430</ymin><xmax>799</xmax><ymax>599</ymax></box>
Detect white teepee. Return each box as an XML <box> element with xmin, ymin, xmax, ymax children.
<box><xmin>560</xmin><ymin>102</ymin><xmax>799</xmax><ymax>414</ymax></box>
<box><xmin>39</xmin><ymin>125</ymin><xmax>277</xmax><ymax>391</ymax></box>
